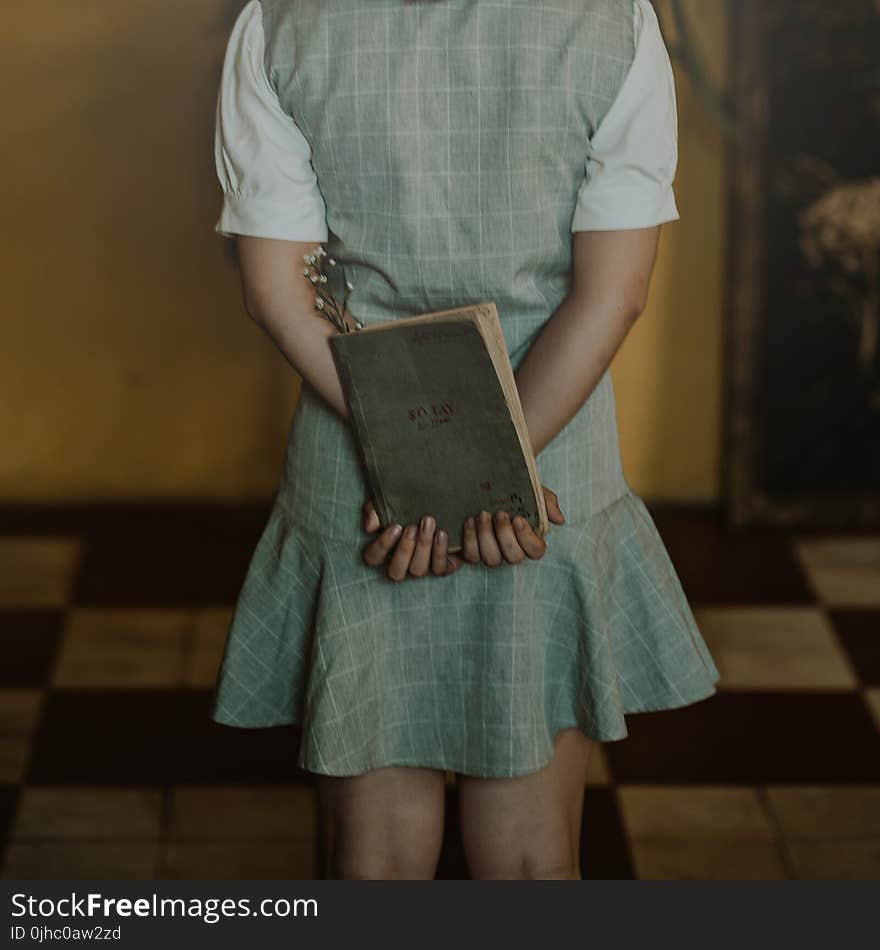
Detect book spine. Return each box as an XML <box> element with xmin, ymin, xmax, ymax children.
<box><xmin>335</xmin><ymin>346</ymin><xmax>393</xmax><ymax>528</ymax></box>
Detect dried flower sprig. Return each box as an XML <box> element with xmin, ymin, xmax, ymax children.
<box><xmin>302</xmin><ymin>245</ymin><xmax>362</xmax><ymax>333</ymax></box>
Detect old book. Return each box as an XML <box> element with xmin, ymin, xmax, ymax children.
<box><xmin>328</xmin><ymin>301</ymin><xmax>549</xmax><ymax>553</ymax></box>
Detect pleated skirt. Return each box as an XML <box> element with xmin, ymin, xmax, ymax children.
<box><xmin>211</xmin><ymin>366</ymin><xmax>721</xmax><ymax>778</ymax></box>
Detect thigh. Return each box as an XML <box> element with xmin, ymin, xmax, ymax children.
<box><xmin>316</xmin><ymin>766</ymin><xmax>446</xmax><ymax>880</ymax></box>
<box><xmin>457</xmin><ymin>728</ymin><xmax>593</xmax><ymax>880</ymax></box>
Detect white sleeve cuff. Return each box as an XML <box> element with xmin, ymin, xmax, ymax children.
<box><xmin>569</xmin><ymin>0</ymin><xmax>680</xmax><ymax>234</ymax></box>
<box><xmin>571</xmin><ymin>184</ymin><xmax>679</xmax><ymax>232</ymax></box>
<box><xmin>215</xmin><ymin>194</ymin><xmax>329</xmax><ymax>242</ymax></box>
<box><xmin>213</xmin><ymin>0</ymin><xmax>329</xmax><ymax>243</ymax></box>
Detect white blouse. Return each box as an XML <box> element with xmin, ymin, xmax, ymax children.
<box><xmin>215</xmin><ymin>0</ymin><xmax>680</xmax><ymax>241</ymax></box>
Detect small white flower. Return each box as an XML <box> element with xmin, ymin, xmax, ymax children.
<box><xmin>320</xmin><ymin>274</ymin><xmax>328</xmax><ymax>283</ymax></box>
<box><xmin>302</xmin><ymin>268</ymin><xmax>310</xmax><ymax>276</ymax></box>
<box><xmin>310</xmin><ymin>274</ymin><xmax>318</xmax><ymax>283</ymax></box>
<box><xmin>316</xmin><ymin>298</ymin><xmax>324</xmax><ymax>309</ymax></box>
<box><xmin>328</xmin><ymin>258</ymin><xmax>336</xmax><ymax>266</ymax></box>
<box><xmin>345</xmin><ymin>281</ymin><xmax>354</xmax><ymax>291</ymax></box>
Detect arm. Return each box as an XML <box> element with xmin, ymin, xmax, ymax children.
<box><xmin>515</xmin><ymin>0</ymin><xmax>679</xmax><ymax>456</ymax></box>
<box><xmin>514</xmin><ymin>226</ymin><xmax>661</xmax><ymax>457</ymax></box>
<box><xmin>213</xmin><ymin>3</ymin><xmax>346</xmax><ymax>415</ymax></box>
<box><xmin>235</xmin><ymin>235</ymin><xmax>351</xmax><ymax>420</ymax></box>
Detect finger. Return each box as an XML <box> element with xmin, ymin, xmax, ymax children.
<box><xmin>492</xmin><ymin>510</ymin><xmax>526</xmax><ymax>564</ymax></box>
<box><xmin>476</xmin><ymin>509</ymin><xmax>504</xmax><ymax>567</ymax></box>
<box><xmin>511</xmin><ymin>514</ymin><xmax>548</xmax><ymax>560</ymax></box>
<box><xmin>362</xmin><ymin>498</ymin><xmax>381</xmax><ymax>533</ymax></box>
<box><xmin>362</xmin><ymin>523</ymin><xmax>404</xmax><ymax>567</ymax></box>
<box><xmin>461</xmin><ymin>516</ymin><xmax>481</xmax><ymax>564</ymax></box>
<box><xmin>446</xmin><ymin>552</ymin><xmax>465</xmax><ymax>574</ymax></box>
<box><xmin>386</xmin><ymin>522</ymin><xmax>419</xmax><ymax>582</ymax></box>
<box><xmin>407</xmin><ymin>515</ymin><xmax>436</xmax><ymax>578</ymax></box>
<box><xmin>431</xmin><ymin>528</ymin><xmax>455</xmax><ymax>576</ymax></box>
<box><xmin>544</xmin><ymin>486</ymin><xmax>565</xmax><ymax>524</ymax></box>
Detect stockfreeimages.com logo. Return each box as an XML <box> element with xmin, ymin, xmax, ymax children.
<box><xmin>11</xmin><ymin>892</ymin><xmax>318</xmax><ymax>927</ymax></box>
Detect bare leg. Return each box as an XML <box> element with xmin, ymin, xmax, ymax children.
<box><xmin>316</xmin><ymin>766</ymin><xmax>446</xmax><ymax>880</ymax></box>
<box><xmin>457</xmin><ymin>727</ymin><xmax>592</xmax><ymax>880</ymax></box>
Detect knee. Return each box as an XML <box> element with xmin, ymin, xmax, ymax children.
<box><xmin>325</xmin><ymin>837</ymin><xmax>440</xmax><ymax>881</ymax></box>
<box><xmin>520</xmin><ymin>858</ymin><xmax>582</xmax><ymax>880</ymax></box>
<box><xmin>472</xmin><ymin>851</ymin><xmax>582</xmax><ymax>881</ymax></box>
<box><xmin>328</xmin><ymin>853</ymin><xmax>432</xmax><ymax>881</ymax></box>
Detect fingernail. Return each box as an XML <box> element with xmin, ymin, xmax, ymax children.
<box><xmin>421</xmin><ymin>515</ymin><xmax>435</xmax><ymax>534</ymax></box>
<box><xmin>390</xmin><ymin>523</ymin><xmax>403</xmax><ymax>536</ymax></box>
<box><xmin>404</xmin><ymin>524</ymin><xmax>417</xmax><ymax>539</ymax></box>
<box><xmin>513</xmin><ymin>515</ymin><xmax>525</xmax><ymax>529</ymax></box>
<box><xmin>479</xmin><ymin>510</ymin><xmax>490</xmax><ymax>524</ymax></box>
<box><xmin>435</xmin><ymin>530</ymin><xmax>446</xmax><ymax>545</ymax></box>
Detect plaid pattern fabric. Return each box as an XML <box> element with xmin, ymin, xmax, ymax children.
<box><xmin>212</xmin><ymin>0</ymin><xmax>721</xmax><ymax>776</ymax></box>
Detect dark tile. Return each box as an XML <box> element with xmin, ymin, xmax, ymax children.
<box><xmin>605</xmin><ymin>692</ymin><xmax>880</xmax><ymax>784</ymax></box>
<box><xmin>0</xmin><ymin>786</ymin><xmax>18</xmax><ymax>845</ymax></box>
<box><xmin>646</xmin><ymin>506</ymin><xmax>814</xmax><ymax>605</ymax></box>
<box><xmin>581</xmin><ymin>786</ymin><xmax>634</xmax><ymax>880</ymax></box>
<box><xmin>173</xmin><ymin>692</ymin><xmax>310</xmax><ymax>784</ymax></box>
<box><xmin>28</xmin><ymin>690</ymin><xmax>310</xmax><ymax>785</ymax></box>
<box><xmin>0</xmin><ymin>611</ymin><xmax>63</xmax><ymax>687</ymax></box>
<box><xmin>71</xmin><ymin>506</ymin><xmax>272</xmax><ymax>606</ymax></box>
<box><xmin>28</xmin><ymin>691</ymin><xmax>182</xmax><ymax>784</ymax></box>
<box><xmin>829</xmin><ymin>610</ymin><xmax>880</xmax><ymax>685</ymax></box>
<box><xmin>435</xmin><ymin>788</ymin><xmax>469</xmax><ymax>880</ymax></box>
<box><xmin>0</xmin><ymin>505</ymin><xmax>270</xmax><ymax>540</ymax></box>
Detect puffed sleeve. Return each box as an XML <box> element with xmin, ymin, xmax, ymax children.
<box><xmin>214</xmin><ymin>0</ymin><xmax>328</xmax><ymax>241</ymax></box>
<box><xmin>570</xmin><ymin>0</ymin><xmax>680</xmax><ymax>232</ymax></box>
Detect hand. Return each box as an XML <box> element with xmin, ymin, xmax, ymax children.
<box><xmin>360</xmin><ymin>485</ymin><xmax>565</xmax><ymax>578</ymax></box>
<box><xmin>361</xmin><ymin>504</ymin><xmax>465</xmax><ymax>582</ymax></box>
<box><xmin>458</xmin><ymin>484</ymin><xmax>565</xmax><ymax>567</ymax></box>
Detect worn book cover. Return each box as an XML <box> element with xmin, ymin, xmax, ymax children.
<box><xmin>328</xmin><ymin>302</ymin><xmax>549</xmax><ymax>553</ymax></box>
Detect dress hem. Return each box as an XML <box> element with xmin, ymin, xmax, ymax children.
<box><xmin>209</xmin><ymin>673</ymin><xmax>720</xmax><ymax>779</ymax></box>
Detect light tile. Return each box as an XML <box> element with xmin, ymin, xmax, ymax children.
<box><xmin>0</xmin><ymin>537</ymin><xmax>81</xmax><ymax>607</ymax></box>
<box><xmin>865</xmin><ymin>689</ymin><xmax>880</xmax><ymax>732</ymax></box>
<box><xmin>187</xmin><ymin>607</ymin><xmax>232</xmax><ymax>687</ymax></box>
<box><xmin>630</xmin><ymin>840</ymin><xmax>788</xmax><ymax>880</ymax></box>
<box><xmin>0</xmin><ymin>689</ymin><xmax>43</xmax><ymax>734</ymax></box>
<box><xmin>12</xmin><ymin>787</ymin><xmax>162</xmax><ymax>839</ymax></box>
<box><xmin>160</xmin><ymin>840</ymin><xmax>318</xmax><ymax>880</ymax></box>
<box><xmin>694</xmin><ymin>606</ymin><xmax>857</xmax><ymax>689</ymax></box>
<box><xmin>2</xmin><ymin>841</ymin><xmax>158</xmax><ymax>880</ymax></box>
<box><xmin>793</xmin><ymin>537</ymin><xmax>880</xmax><ymax>607</ymax></box>
<box><xmin>765</xmin><ymin>786</ymin><xmax>880</xmax><ymax>839</ymax></box>
<box><xmin>52</xmin><ymin>608</ymin><xmax>190</xmax><ymax>687</ymax></box>
<box><xmin>169</xmin><ymin>786</ymin><xmax>317</xmax><ymax>840</ymax></box>
<box><xmin>787</xmin><ymin>838</ymin><xmax>880</xmax><ymax>880</ymax></box>
<box><xmin>586</xmin><ymin>743</ymin><xmax>611</xmax><ymax>787</ymax></box>
<box><xmin>617</xmin><ymin>786</ymin><xmax>776</xmax><ymax>841</ymax></box>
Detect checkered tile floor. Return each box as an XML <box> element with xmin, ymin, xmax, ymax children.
<box><xmin>1</xmin><ymin>504</ymin><xmax>878</xmax><ymax>879</ymax></box>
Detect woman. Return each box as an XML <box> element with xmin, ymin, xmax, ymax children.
<box><xmin>212</xmin><ymin>0</ymin><xmax>720</xmax><ymax>880</ymax></box>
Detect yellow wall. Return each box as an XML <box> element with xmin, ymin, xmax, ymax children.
<box><xmin>1</xmin><ymin>0</ymin><xmax>727</xmax><ymax>504</ymax></box>
<box><xmin>615</xmin><ymin>0</ymin><xmax>727</xmax><ymax>503</ymax></box>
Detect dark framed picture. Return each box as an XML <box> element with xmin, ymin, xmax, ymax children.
<box><xmin>725</xmin><ymin>0</ymin><xmax>880</xmax><ymax>527</ymax></box>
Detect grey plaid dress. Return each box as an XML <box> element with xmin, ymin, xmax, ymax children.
<box><xmin>212</xmin><ymin>0</ymin><xmax>720</xmax><ymax>777</ymax></box>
